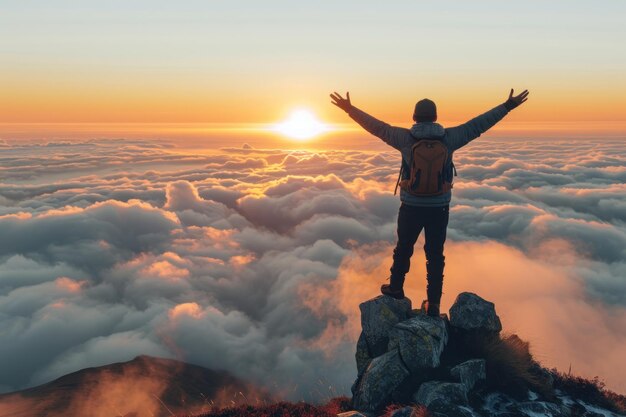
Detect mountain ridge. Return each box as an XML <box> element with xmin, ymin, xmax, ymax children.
<box><xmin>0</xmin><ymin>354</ymin><xmax>272</xmax><ymax>417</ymax></box>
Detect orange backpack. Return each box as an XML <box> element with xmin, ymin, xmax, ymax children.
<box><xmin>394</xmin><ymin>139</ymin><xmax>456</xmax><ymax>196</ymax></box>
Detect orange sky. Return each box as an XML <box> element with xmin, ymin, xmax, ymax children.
<box><xmin>2</xmin><ymin>77</ymin><xmax>624</xmax><ymax>127</ymax></box>
<box><xmin>1</xmin><ymin>2</ymin><xmax>625</xmax><ymax>127</ymax></box>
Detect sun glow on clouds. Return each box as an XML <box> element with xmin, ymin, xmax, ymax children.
<box><xmin>169</xmin><ymin>302</ymin><xmax>203</xmax><ymax>319</ymax></box>
<box><xmin>273</xmin><ymin>109</ymin><xmax>331</xmax><ymax>140</ymax></box>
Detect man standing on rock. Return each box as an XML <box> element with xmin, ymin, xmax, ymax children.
<box><xmin>330</xmin><ymin>89</ymin><xmax>528</xmax><ymax>316</ymax></box>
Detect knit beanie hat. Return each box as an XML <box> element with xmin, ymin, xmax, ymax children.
<box><xmin>413</xmin><ymin>99</ymin><xmax>437</xmax><ymax>122</ymax></box>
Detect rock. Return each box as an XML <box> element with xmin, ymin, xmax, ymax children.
<box><xmin>350</xmin><ymin>377</ymin><xmax>360</xmax><ymax>397</ymax></box>
<box><xmin>388</xmin><ymin>406</ymin><xmax>422</xmax><ymax>417</ymax></box>
<box><xmin>451</xmin><ymin>359</ymin><xmax>486</xmax><ymax>392</ymax></box>
<box><xmin>568</xmin><ymin>402</ymin><xmax>587</xmax><ymax>417</ymax></box>
<box><xmin>355</xmin><ymin>333</ymin><xmax>371</xmax><ymax>376</ymax></box>
<box><xmin>428</xmin><ymin>400</ymin><xmax>475</xmax><ymax>417</ymax></box>
<box><xmin>568</xmin><ymin>402</ymin><xmax>612</xmax><ymax>417</ymax></box>
<box><xmin>449</xmin><ymin>292</ymin><xmax>502</xmax><ymax>333</ymax></box>
<box><xmin>359</xmin><ymin>295</ymin><xmax>412</xmax><ymax>358</ymax></box>
<box><xmin>389</xmin><ymin>372</ymin><xmax>430</xmax><ymax>406</ymax></box>
<box><xmin>337</xmin><ymin>411</ymin><xmax>372</xmax><ymax>417</ymax></box>
<box><xmin>413</xmin><ymin>381</ymin><xmax>468</xmax><ymax>407</ymax></box>
<box><xmin>388</xmin><ymin>314</ymin><xmax>448</xmax><ymax>373</ymax></box>
<box><xmin>481</xmin><ymin>392</ymin><xmax>518</xmax><ymax>415</ymax></box>
<box><xmin>582</xmin><ymin>412</ymin><xmax>606</xmax><ymax>417</ymax></box>
<box><xmin>507</xmin><ymin>401</ymin><xmax>567</xmax><ymax>417</ymax></box>
<box><xmin>352</xmin><ymin>348</ymin><xmax>410</xmax><ymax>412</ymax></box>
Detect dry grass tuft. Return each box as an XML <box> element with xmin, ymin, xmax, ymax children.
<box><xmin>319</xmin><ymin>396</ymin><xmax>353</xmax><ymax>415</ymax></box>
<box><xmin>479</xmin><ymin>333</ymin><xmax>553</xmax><ymax>399</ymax></box>
<box><xmin>186</xmin><ymin>396</ymin><xmax>352</xmax><ymax>417</ymax></box>
<box><xmin>444</xmin><ymin>331</ymin><xmax>554</xmax><ymax>400</ymax></box>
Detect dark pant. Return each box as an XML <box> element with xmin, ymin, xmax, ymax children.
<box><xmin>389</xmin><ymin>203</ymin><xmax>449</xmax><ymax>304</ymax></box>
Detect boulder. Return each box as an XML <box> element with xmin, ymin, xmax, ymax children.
<box><xmin>359</xmin><ymin>295</ymin><xmax>412</xmax><ymax>357</ymax></box>
<box><xmin>352</xmin><ymin>348</ymin><xmax>410</xmax><ymax>412</ymax></box>
<box><xmin>355</xmin><ymin>333</ymin><xmax>371</xmax><ymax>376</ymax></box>
<box><xmin>389</xmin><ymin>372</ymin><xmax>430</xmax><ymax>405</ymax></box>
<box><xmin>481</xmin><ymin>392</ymin><xmax>517</xmax><ymax>415</ymax></box>
<box><xmin>336</xmin><ymin>411</ymin><xmax>372</xmax><ymax>417</ymax></box>
<box><xmin>388</xmin><ymin>314</ymin><xmax>448</xmax><ymax>373</ymax></box>
<box><xmin>568</xmin><ymin>403</ymin><xmax>587</xmax><ymax>417</ymax></box>
<box><xmin>451</xmin><ymin>359</ymin><xmax>486</xmax><ymax>392</ymax></box>
<box><xmin>413</xmin><ymin>381</ymin><xmax>468</xmax><ymax>407</ymax></box>
<box><xmin>507</xmin><ymin>401</ymin><xmax>567</xmax><ymax>417</ymax></box>
<box><xmin>350</xmin><ymin>378</ymin><xmax>359</xmax><ymax>397</ymax></box>
<box><xmin>428</xmin><ymin>400</ymin><xmax>476</xmax><ymax>417</ymax></box>
<box><xmin>449</xmin><ymin>292</ymin><xmax>502</xmax><ymax>333</ymax></box>
<box><xmin>582</xmin><ymin>412</ymin><xmax>607</xmax><ymax>417</ymax></box>
<box><xmin>388</xmin><ymin>406</ymin><xmax>423</xmax><ymax>417</ymax></box>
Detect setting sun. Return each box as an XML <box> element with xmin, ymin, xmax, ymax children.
<box><xmin>273</xmin><ymin>109</ymin><xmax>330</xmax><ymax>140</ymax></box>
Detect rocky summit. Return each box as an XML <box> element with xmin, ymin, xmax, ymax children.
<box><xmin>449</xmin><ymin>292</ymin><xmax>502</xmax><ymax>334</ymax></box>
<box><xmin>344</xmin><ymin>292</ymin><xmax>623</xmax><ymax>417</ymax></box>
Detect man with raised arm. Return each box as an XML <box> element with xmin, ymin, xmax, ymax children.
<box><xmin>330</xmin><ymin>89</ymin><xmax>529</xmax><ymax>316</ymax></box>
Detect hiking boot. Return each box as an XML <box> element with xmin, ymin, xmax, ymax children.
<box><xmin>421</xmin><ymin>299</ymin><xmax>440</xmax><ymax>317</ymax></box>
<box><xmin>380</xmin><ymin>284</ymin><xmax>405</xmax><ymax>300</ymax></box>
<box><xmin>426</xmin><ymin>301</ymin><xmax>440</xmax><ymax>317</ymax></box>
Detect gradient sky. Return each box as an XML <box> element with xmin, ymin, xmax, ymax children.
<box><xmin>1</xmin><ymin>2</ymin><xmax>626</xmax><ymax>411</ymax></box>
<box><xmin>1</xmin><ymin>1</ymin><xmax>625</xmax><ymax>125</ymax></box>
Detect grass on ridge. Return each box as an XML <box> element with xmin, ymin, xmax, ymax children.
<box><xmin>182</xmin><ymin>396</ymin><xmax>351</xmax><ymax>417</ymax></box>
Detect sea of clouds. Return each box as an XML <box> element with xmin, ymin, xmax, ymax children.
<box><xmin>0</xmin><ymin>135</ymin><xmax>624</xmax><ymax>401</ymax></box>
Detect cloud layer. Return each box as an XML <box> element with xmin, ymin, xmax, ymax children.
<box><xmin>0</xmin><ymin>137</ymin><xmax>624</xmax><ymax>399</ymax></box>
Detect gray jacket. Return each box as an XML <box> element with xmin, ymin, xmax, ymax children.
<box><xmin>347</xmin><ymin>103</ymin><xmax>510</xmax><ymax>207</ymax></box>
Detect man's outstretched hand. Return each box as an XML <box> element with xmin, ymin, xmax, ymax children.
<box><xmin>504</xmin><ymin>89</ymin><xmax>529</xmax><ymax>111</ymax></box>
<box><xmin>330</xmin><ymin>91</ymin><xmax>352</xmax><ymax>112</ymax></box>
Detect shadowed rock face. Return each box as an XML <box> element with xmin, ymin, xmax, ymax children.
<box><xmin>451</xmin><ymin>359</ymin><xmax>486</xmax><ymax>392</ymax></box>
<box><xmin>387</xmin><ymin>406</ymin><xmax>422</xmax><ymax>417</ymax></box>
<box><xmin>448</xmin><ymin>292</ymin><xmax>502</xmax><ymax>333</ymax></box>
<box><xmin>388</xmin><ymin>315</ymin><xmax>448</xmax><ymax>373</ymax></box>
<box><xmin>351</xmin><ymin>348</ymin><xmax>410</xmax><ymax>412</ymax></box>
<box><xmin>351</xmin><ymin>294</ymin><xmax>448</xmax><ymax>412</ymax></box>
<box><xmin>355</xmin><ymin>333</ymin><xmax>371</xmax><ymax>377</ymax></box>
<box><xmin>413</xmin><ymin>381</ymin><xmax>468</xmax><ymax>407</ymax></box>
<box><xmin>426</xmin><ymin>400</ymin><xmax>475</xmax><ymax>417</ymax></box>
<box><xmin>359</xmin><ymin>295</ymin><xmax>412</xmax><ymax>358</ymax></box>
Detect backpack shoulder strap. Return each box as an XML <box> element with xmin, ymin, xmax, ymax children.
<box><xmin>394</xmin><ymin>158</ymin><xmax>410</xmax><ymax>195</ymax></box>
<box><xmin>394</xmin><ymin>139</ymin><xmax>423</xmax><ymax>196</ymax></box>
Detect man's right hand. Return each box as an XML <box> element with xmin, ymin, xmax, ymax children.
<box><xmin>504</xmin><ymin>89</ymin><xmax>529</xmax><ymax>110</ymax></box>
<box><xmin>330</xmin><ymin>91</ymin><xmax>352</xmax><ymax>112</ymax></box>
